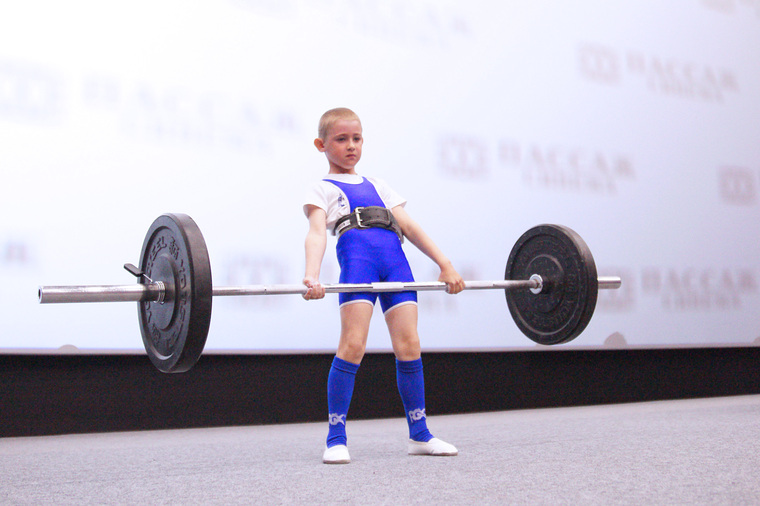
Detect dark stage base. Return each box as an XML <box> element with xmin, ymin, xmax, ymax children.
<box><xmin>2</xmin><ymin>347</ymin><xmax>760</xmax><ymax>437</ymax></box>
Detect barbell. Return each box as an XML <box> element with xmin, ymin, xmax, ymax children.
<box><xmin>38</xmin><ymin>213</ymin><xmax>621</xmax><ymax>373</ymax></box>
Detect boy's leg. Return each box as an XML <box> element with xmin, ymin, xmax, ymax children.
<box><xmin>324</xmin><ymin>302</ymin><xmax>373</xmax><ymax>463</ymax></box>
<box><xmin>385</xmin><ymin>304</ymin><xmax>430</xmax><ymax>441</ymax></box>
<box><xmin>326</xmin><ymin>356</ymin><xmax>359</xmax><ymax>448</ymax></box>
<box><xmin>337</xmin><ymin>301</ymin><xmax>374</xmax><ymax>364</ymax></box>
<box><xmin>395</xmin><ymin>357</ymin><xmax>433</xmax><ymax>442</ymax></box>
<box><xmin>386</xmin><ymin>304</ymin><xmax>458</xmax><ymax>456</ymax></box>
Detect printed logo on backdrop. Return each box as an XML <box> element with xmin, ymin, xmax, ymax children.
<box><xmin>718</xmin><ymin>166</ymin><xmax>758</xmax><ymax>205</ymax></box>
<box><xmin>579</xmin><ymin>44</ymin><xmax>740</xmax><ymax>103</ymax></box>
<box><xmin>641</xmin><ymin>266</ymin><xmax>758</xmax><ymax>311</ymax></box>
<box><xmin>438</xmin><ymin>136</ymin><xmax>489</xmax><ymax>180</ymax></box>
<box><xmin>1</xmin><ymin>63</ymin><xmax>303</xmax><ymax>152</ymax></box>
<box><xmin>222</xmin><ymin>255</ymin><xmax>293</xmax><ymax>309</ymax></box>
<box><xmin>499</xmin><ymin>140</ymin><xmax>635</xmax><ymax>194</ymax></box>
<box><xmin>701</xmin><ymin>0</ymin><xmax>760</xmax><ymax>16</ymax></box>
<box><xmin>0</xmin><ymin>59</ymin><xmax>304</xmax><ymax>152</ymax></box>
<box><xmin>0</xmin><ymin>61</ymin><xmax>62</xmax><ymax>123</ymax></box>
<box><xmin>83</xmin><ymin>76</ymin><xmax>302</xmax><ymax>152</ymax></box>
<box><xmin>1</xmin><ymin>240</ymin><xmax>33</xmax><ymax>269</ymax></box>
<box><xmin>418</xmin><ymin>263</ymin><xmax>479</xmax><ymax>314</ymax></box>
<box><xmin>231</xmin><ymin>0</ymin><xmax>473</xmax><ymax>49</ymax></box>
<box><xmin>221</xmin><ymin>254</ymin><xmax>339</xmax><ymax>309</ymax></box>
<box><xmin>437</xmin><ymin>135</ymin><xmax>635</xmax><ymax>195</ymax></box>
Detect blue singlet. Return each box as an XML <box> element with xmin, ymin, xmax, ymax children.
<box><xmin>324</xmin><ymin>177</ymin><xmax>417</xmax><ymax>313</ymax></box>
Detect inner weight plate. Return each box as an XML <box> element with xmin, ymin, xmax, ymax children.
<box><xmin>138</xmin><ymin>213</ymin><xmax>212</xmax><ymax>373</ymax></box>
<box><xmin>505</xmin><ymin>224</ymin><xmax>598</xmax><ymax>345</ymax></box>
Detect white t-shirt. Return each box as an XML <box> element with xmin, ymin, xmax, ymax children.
<box><xmin>303</xmin><ymin>173</ymin><xmax>407</xmax><ymax>235</ymax></box>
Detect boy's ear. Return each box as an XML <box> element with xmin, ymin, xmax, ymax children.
<box><xmin>314</xmin><ymin>138</ymin><xmax>325</xmax><ymax>152</ymax></box>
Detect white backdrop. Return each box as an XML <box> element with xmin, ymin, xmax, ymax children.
<box><xmin>1</xmin><ymin>0</ymin><xmax>759</xmax><ymax>353</ymax></box>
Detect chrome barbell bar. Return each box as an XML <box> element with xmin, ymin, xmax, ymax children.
<box><xmin>38</xmin><ymin>275</ymin><xmax>622</xmax><ymax>304</ymax></box>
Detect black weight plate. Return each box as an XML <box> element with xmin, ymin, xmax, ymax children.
<box><xmin>138</xmin><ymin>214</ymin><xmax>212</xmax><ymax>373</ymax></box>
<box><xmin>505</xmin><ymin>224</ymin><xmax>598</xmax><ymax>345</ymax></box>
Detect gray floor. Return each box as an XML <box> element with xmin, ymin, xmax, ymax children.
<box><xmin>2</xmin><ymin>395</ymin><xmax>760</xmax><ymax>505</ymax></box>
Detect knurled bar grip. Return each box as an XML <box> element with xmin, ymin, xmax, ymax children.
<box><xmin>38</xmin><ymin>276</ymin><xmax>622</xmax><ymax>304</ymax></box>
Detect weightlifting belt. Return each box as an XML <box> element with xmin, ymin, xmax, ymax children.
<box><xmin>334</xmin><ymin>206</ymin><xmax>404</xmax><ymax>242</ymax></box>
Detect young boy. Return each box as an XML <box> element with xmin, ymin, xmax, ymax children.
<box><xmin>303</xmin><ymin>107</ymin><xmax>465</xmax><ymax>464</ymax></box>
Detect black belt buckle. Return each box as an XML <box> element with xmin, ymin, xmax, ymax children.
<box><xmin>335</xmin><ymin>206</ymin><xmax>402</xmax><ymax>242</ymax></box>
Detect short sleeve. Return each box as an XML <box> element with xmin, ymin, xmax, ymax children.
<box><xmin>303</xmin><ymin>181</ymin><xmax>330</xmax><ymax>217</ymax></box>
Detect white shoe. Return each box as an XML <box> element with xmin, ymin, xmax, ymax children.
<box><xmin>323</xmin><ymin>444</ymin><xmax>351</xmax><ymax>464</ymax></box>
<box><xmin>408</xmin><ymin>437</ymin><xmax>458</xmax><ymax>456</ymax></box>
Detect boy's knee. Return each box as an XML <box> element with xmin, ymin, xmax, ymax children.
<box><xmin>392</xmin><ymin>336</ymin><xmax>421</xmax><ymax>361</ymax></box>
<box><xmin>337</xmin><ymin>339</ymin><xmax>367</xmax><ymax>363</ymax></box>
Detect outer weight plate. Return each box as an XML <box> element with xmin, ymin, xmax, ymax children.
<box><xmin>505</xmin><ymin>224</ymin><xmax>598</xmax><ymax>345</ymax></box>
<box><xmin>138</xmin><ymin>214</ymin><xmax>212</xmax><ymax>373</ymax></box>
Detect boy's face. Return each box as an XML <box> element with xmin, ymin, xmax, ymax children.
<box><xmin>315</xmin><ymin>119</ymin><xmax>363</xmax><ymax>174</ymax></box>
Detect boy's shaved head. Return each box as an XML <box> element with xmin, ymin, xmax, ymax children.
<box><xmin>318</xmin><ymin>108</ymin><xmax>361</xmax><ymax>140</ymax></box>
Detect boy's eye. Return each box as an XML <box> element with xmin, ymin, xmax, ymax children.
<box><xmin>334</xmin><ymin>135</ymin><xmax>360</xmax><ymax>143</ymax></box>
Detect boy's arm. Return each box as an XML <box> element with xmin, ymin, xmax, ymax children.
<box><xmin>391</xmin><ymin>205</ymin><xmax>465</xmax><ymax>294</ymax></box>
<box><xmin>303</xmin><ymin>205</ymin><xmax>327</xmax><ymax>300</ymax></box>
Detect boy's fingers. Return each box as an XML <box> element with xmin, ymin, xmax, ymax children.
<box><xmin>303</xmin><ymin>280</ymin><xmax>325</xmax><ymax>300</ymax></box>
<box><xmin>444</xmin><ymin>277</ymin><xmax>465</xmax><ymax>294</ymax></box>
<box><xmin>450</xmin><ymin>281</ymin><xmax>464</xmax><ymax>294</ymax></box>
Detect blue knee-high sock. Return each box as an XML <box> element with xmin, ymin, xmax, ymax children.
<box><xmin>326</xmin><ymin>356</ymin><xmax>360</xmax><ymax>448</ymax></box>
<box><xmin>396</xmin><ymin>358</ymin><xmax>433</xmax><ymax>442</ymax></box>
